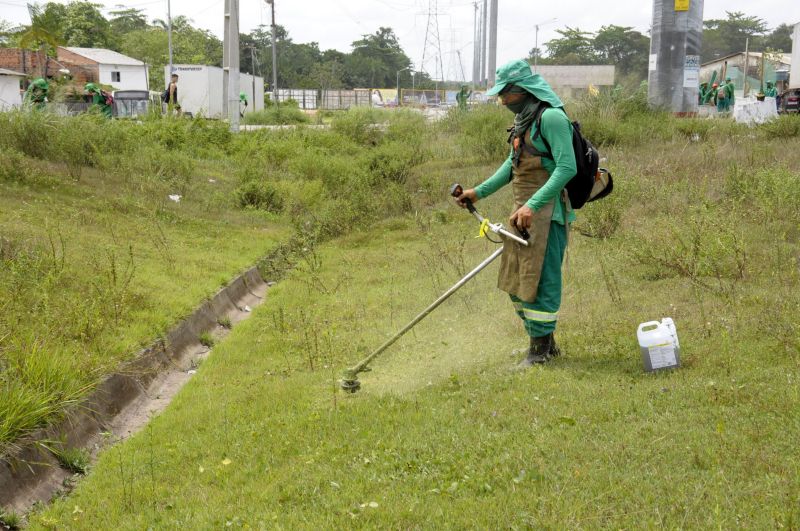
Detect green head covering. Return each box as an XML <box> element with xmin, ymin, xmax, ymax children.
<box><xmin>239</xmin><ymin>91</ymin><xmax>247</xmax><ymax>100</ymax></box>
<box><xmin>31</xmin><ymin>78</ymin><xmax>49</xmax><ymax>90</ymax></box>
<box><xmin>485</xmin><ymin>58</ymin><xmax>563</xmax><ymax>108</ymax></box>
<box><xmin>767</xmin><ymin>81</ymin><xmax>773</xmax><ymax>87</ymax></box>
<box><xmin>84</xmin><ymin>82</ymin><xmax>101</xmax><ymax>94</ymax></box>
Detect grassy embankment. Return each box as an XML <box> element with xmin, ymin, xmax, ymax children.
<box><xmin>0</xmin><ymin>108</ymin><xmax>419</xmax><ymax>460</ymax></box>
<box><xmin>10</xmin><ymin>96</ymin><xmax>800</xmax><ymax>527</ymax></box>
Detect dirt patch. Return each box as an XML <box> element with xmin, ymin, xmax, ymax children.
<box><xmin>0</xmin><ymin>267</ymin><xmax>269</xmax><ymax>514</ymax></box>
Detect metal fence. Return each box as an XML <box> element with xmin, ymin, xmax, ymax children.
<box><xmin>272</xmin><ymin>88</ymin><xmax>489</xmax><ymax>110</ymax></box>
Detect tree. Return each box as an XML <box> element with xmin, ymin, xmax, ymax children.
<box><xmin>762</xmin><ymin>24</ymin><xmax>793</xmax><ymax>53</ymax></box>
<box><xmin>543</xmin><ymin>27</ymin><xmax>598</xmax><ymax>65</ymax></box>
<box><xmin>61</xmin><ymin>1</ymin><xmax>114</xmax><ymax>48</ymax></box>
<box><xmin>108</xmin><ymin>8</ymin><xmax>148</xmax><ymax>35</ymax></box>
<box><xmin>702</xmin><ymin>11</ymin><xmax>768</xmax><ymax>59</ymax></box>
<box><xmin>18</xmin><ymin>3</ymin><xmax>65</xmax><ymax>77</ymax></box>
<box><xmin>593</xmin><ymin>25</ymin><xmax>649</xmax><ymax>81</ymax></box>
<box><xmin>347</xmin><ymin>27</ymin><xmax>411</xmax><ymax>87</ymax></box>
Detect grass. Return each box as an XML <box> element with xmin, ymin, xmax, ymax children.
<box><xmin>242</xmin><ymin>104</ymin><xmax>310</xmax><ymax>126</ymax></box>
<box><xmin>23</xmin><ymin>101</ymin><xmax>800</xmax><ymax>527</ymax></box>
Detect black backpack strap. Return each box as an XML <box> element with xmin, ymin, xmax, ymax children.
<box><xmin>530</xmin><ymin>106</ymin><xmax>556</xmax><ymax>159</ymax></box>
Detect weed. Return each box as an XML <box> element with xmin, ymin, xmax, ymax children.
<box><xmin>218</xmin><ymin>316</ymin><xmax>232</xmax><ymax>329</ymax></box>
<box><xmin>0</xmin><ymin>510</ymin><xmax>21</xmax><ymax>530</ymax></box>
<box><xmin>760</xmin><ymin>114</ymin><xmax>800</xmax><ymax>139</ymax></box>
<box><xmin>199</xmin><ymin>332</ymin><xmax>215</xmax><ymax>348</ymax></box>
<box><xmin>49</xmin><ymin>444</ymin><xmax>90</xmax><ymax>474</ymax></box>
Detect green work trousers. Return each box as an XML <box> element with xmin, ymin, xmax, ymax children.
<box><xmin>510</xmin><ymin>221</ymin><xmax>567</xmax><ymax>338</ymax></box>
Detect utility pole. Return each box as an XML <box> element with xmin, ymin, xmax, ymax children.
<box><xmin>487</xmin><ymin>0</ymin><xmax>497</xmax><ymax>85</ymax></box>
<box><xmin>480</xmin><ymin>0</ymin><xmax>487</xmax><ymax>85</ymax></box>
<box><xmin>223</xmin><ymin>0</ymin><xmax>240</xmax><ymax>131</ymax></box>
<box><xmin>266</xmin><ymin>0</ymin><xmax>278</xmax><ymax>105</ymax></box>
<box><xmin>167</xmin><ymin>0</ymin><xmax>173</xmax><ymax>78</ymax></box>
<box><xmin>648</xmin><ymin>0</ymin><xmax>704</xmax><ymax>115</ymax></box>
<box><xmin>249</xmin><ymin>46</ymin><xmax>257</xmax><ymax>112</ymax></box>
<box><xmin>472</xmin><ymin>2</ymin><xmax>479</xmax><ymax>85</ymax></box>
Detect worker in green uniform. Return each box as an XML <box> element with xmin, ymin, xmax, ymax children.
<box><xmin>23</xmin><ymin>78</ymin><xmax>49</xmax><ymax>110</ymax></box>
<box><xmin>456</xmin><ymin>84</ymin><xmax>472</xmax><ymax>111</ymax></box>
<box><xmin>239</xmin><ymin>91</ymin><xmax>248</xmax><ymax>117</ymax></box>
<box><xmin>725</xmin><ymin>77</ymin><xmax>735</xmax><ymax>110</ymax></box>
<box><xmin>85</xmin><ymin>83</ymin><xmax>113</xmax><ymax>118</ymax></box>
<box><xmin>455</xmin><ymin>59</ymin><xmax>576</xmax><ymax>367</ymax></box>
<box><xmin>764</xmin><ymin>81</ymin><xmax>779</xmax><ymax>111</ymax></box>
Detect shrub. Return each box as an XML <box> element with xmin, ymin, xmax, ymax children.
<box><xmin>0</xmin><ymin>148</ymin><xmax>50</xmax><ymax>185</ymax></box>
<box><xmin>331</xmin><ymin>107</ymin><xmax>387</xmax><ymax>145</ymax></box>
<box><xmin>760</xmin><ymin>114</ymin><xmax>800</xmax><ymax>139</ymax></box>
<box><xmin>243</xmin><ymin>105</ymin><xmax>310</xmax><ymax>126</ymax></box>
<box><xmin>453</xmin><ymin>104</ymin><xmax>510</xmax><ymax>163</ymax></box>
<box><xmin>235</xmin><ymin>180</ymin><xmax>284</xmax><ymax>213</ymax></box>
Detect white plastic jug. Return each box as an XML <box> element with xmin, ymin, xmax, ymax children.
<box><xmin>637</xmin><ymin>318</ymin><xmax>680</xmax><ymax>372</ymax></box>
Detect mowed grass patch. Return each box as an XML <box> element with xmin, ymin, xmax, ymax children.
<box><xmin>31</xmin><ymin>163</ymin><xmax>800</xmax><ymax>528</ymax></box>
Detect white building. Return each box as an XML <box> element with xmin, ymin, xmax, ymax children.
<box><xmin>0</xmin><ymin>68</ymin><xmax>24</xmax><ymax>110</ymax></box>
<box><xmin>165</xmin><ymin>65</ymin><xmax>264</xmax><ymax>118</ymax></box>
<box><xmin>58</xmin><ymin>47</ymin><xmax>149</xmax><ymax>91</ymax></box>
<box><xmin>532</xmin><ymin>65</ymin><xmax>616</xmax><ymax>98</ymax></box>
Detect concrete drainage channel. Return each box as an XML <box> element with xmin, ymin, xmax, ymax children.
<box><xmin>0</xmin><ymin>266</ymin><xmax>270</xmax><ymax>515</ymax></box>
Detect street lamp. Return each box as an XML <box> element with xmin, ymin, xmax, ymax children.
<box><xmin>533</xmin><ymin>18</ymin><xmax>557</xmax><ymax>73</ymax></box>
<box><xmin>396</xmin><ymin>66</ymin><xmax>409</xmax><ymax>106</ymax></box>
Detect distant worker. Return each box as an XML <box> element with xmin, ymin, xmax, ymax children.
<box><xmin>239</xmin><ymin>91</ymin><xmax>248</xmax><ymax>117</ymax></box>
<box><xmin>84</xmin><ymin>83</ymin><xmax>113</xmax><ymax>118</ymax></box>
<box><xmin>456</xmin><ymin>84</ymin><xmax>472</xmax><ymax>111</ymax></box>
<box><xmin>715</xmin><ymin>82</ymin><xmax>729</xmax><ymax>113</ymax></box>
<box><xmin>711</xmin><ymin>82</ymin><xmax>719</xmax><ymax>106</ymax></box>
<box><xmin>765</xmin><ymin>81</ymin><xmax>778</xmax><ymax>110</ymax></box>
<box><xmin>162</xmin><ymin>73</ymin><xmax>181</xmax><ymax>115</ymax></box>
<box><xmin>455</xmin><ymin>59</ymin><xmax>576</xmax><ymax>367</ymax></box>
<box><xmin>725</xmin><ymin>77</ymin><xmax>735</xmax><ymax>108</ymax></box>
<box><xmin>371</xmin><ymin>89</ymin><xmax>384</xmax><ymax>107</ymax></box>
<box><xmin>23</xmin><ymin>78</ymin><xmax>49</xmax><ymax>111</ymax></box>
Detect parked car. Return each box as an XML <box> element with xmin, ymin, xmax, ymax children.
<box><xmin>778</xmin><ymin>88</ymin><xmax>800</xmax><ymax>114</ymax></box>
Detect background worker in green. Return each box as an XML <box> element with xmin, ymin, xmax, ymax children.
<box><xmin>239</xmin><ymin>91</ymin><xmax>248</xmax><ymax>117</ymax></box>
<box><xmin>455</xmin><ymin>59</ymin><xmax>576</xmax><ymax>367</ymax></box>
<box><xmin>456</xmin><ymin>84</ymin><xmax>472</xmax><ymax>111</ymax></box>
<box><xmin>23</xmin><ymin>78</ymin><xmax>49</xmax><ymax>110</ymax></box>
<box><xmin>84</xmin><ymin>83</ymin><xmax>112</xmax><ymax>118</ymax></box>
<box><xmin>764</xmin><ymin>81</ymin><xmax>778</xmax><ymax>110</ymax></box>
<box><xmin>725</xmin><ymin>77</ymin><xmax>735</xmax><ymax>109</ymax></box>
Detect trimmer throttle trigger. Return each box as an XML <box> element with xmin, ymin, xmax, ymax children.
<box><xmin>449</xmin><ymin>183</ymin><xmax>477</xmax><ymax>214</ymax></box>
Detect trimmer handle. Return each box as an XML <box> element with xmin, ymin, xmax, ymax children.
<box><xmin>449</xmin><ymin>183</ymin><xmax>477</xmax><ymax>214</ymax></box>
<box><xmin>450</xmin><ymin>183</ymin><xmax>530</xmax><ymax>241</ymax></box>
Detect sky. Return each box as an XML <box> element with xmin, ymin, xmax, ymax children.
<box><xmin>1</xmin><ymin>0</ymin><xmax>798</xmax><ymax>81</ymax></box>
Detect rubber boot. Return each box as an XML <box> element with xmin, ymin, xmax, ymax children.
<box><xmin>518</xmin><ymin>334</ymin><xmax>552</xmax><ymax>368</ymax></box>
<box><xmin>549</xmin><ymin>334</ymin><xmax>562</xmax><ymax>359</ymax></box>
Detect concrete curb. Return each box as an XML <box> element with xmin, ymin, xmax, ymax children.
<box><xmin>0</xmin><ymin>266</ymin><xmax>267</xmax><ymax>513</ymax></box>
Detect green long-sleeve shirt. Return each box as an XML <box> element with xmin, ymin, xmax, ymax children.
<box><xmin>475</xmin><ymin>107</ymin><xmax>577</xmax><ymax>225</ymax></box>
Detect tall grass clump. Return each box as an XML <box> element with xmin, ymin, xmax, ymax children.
<box><xmin>242</xmin><ymin>104</ymin><xmax>310</xmax><ymax>126</ymax></box>
<box><xmin>437</xmin><ymin>104</ymin><xmax>510</xmax><ymax>163</ymax></box>
<box><xmin>569</xmin><ymin>83</ymin><xmax>670</xmax><ymax>147</ymax></box>
<box><xmin>759</xmin><ymin>114</ymin><xmax>800</xmax><ymax>139</ymax></box>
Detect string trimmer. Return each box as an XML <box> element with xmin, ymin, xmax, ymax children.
<box><xmin>340</xmin><ymin>184</ymin><xmax>529</xmax><ymax>393</ymax></box>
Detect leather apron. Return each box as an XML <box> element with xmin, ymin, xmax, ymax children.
<box><xmin>497</xmin><ymin>128</ymin><xmax>554</xmax><ymax>302</ymax></box>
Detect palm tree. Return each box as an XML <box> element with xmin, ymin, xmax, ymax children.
<box><xmin>18</xmin><ymin>3</ymin><xmax>64</xmax><ymax>78</ymax></box>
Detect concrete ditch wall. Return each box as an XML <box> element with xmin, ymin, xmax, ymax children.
<box><xmin>0</xmin><ymin>267</ymin><xmax>266</xmax><ymax>513</ymax></box>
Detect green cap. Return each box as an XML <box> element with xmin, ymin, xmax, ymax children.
<box><xmin>485</xmin><ymin>58</ymin><xmax>563</xmax><ymax>108</ymax></box>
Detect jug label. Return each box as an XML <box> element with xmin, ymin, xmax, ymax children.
<box><xmin>649</xmin><ymin>343</ymin><xmax>677</xmax><ymax>369</ymax></box>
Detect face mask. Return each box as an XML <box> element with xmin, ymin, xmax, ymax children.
<box><xmin>505</xmin><ymin>100</ymin><xmax>527</xmax><ymax>114</ymax></box>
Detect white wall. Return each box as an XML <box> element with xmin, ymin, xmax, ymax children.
<box><xmin>165</xmin><ymin>65</ymin><xmax>263</xmax><ymax>118</ymax></box>
<box><xmin>99</xmin><ymin>64</ymin><xmax>149</xmax><ymax>91</ymax></box>
<box><xmin>239</xmin><ymin>73</ymin><xmax>266</xmax><ymax>113</ymax></box>
<box><xmin>533</xmin><ymin>65</ymin><xmax>616</xmax><ymax>89</ymax></box>
<box><xmin>791</xmin><ymin>23</ymin><xmax>800</xmax><ymax>88</ymax></box>
<box><xmin>0</xmin><ymin>75</ymin><xmax>22</xmax><ymax>110</ymax></box>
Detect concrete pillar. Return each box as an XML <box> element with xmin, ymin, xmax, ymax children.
<box><xmin>647</xmin><ymin>0</ymin><xmax>704</xmax><ymax>115</ymax></box>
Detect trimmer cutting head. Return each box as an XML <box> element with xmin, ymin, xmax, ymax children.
<box><xmin>340</xmin><ymin>369</ymin><xmax>361</xmax><ymax>393</ymax></box>
<box><xmin>340</xmin><ymin>377</ymin><xmax>361</xmax><ymax>393</ymax></box>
